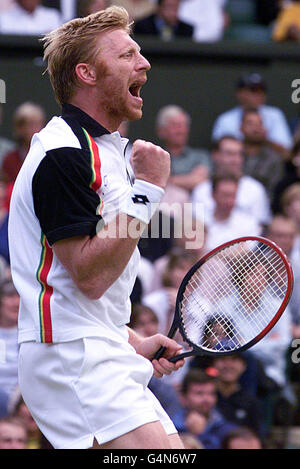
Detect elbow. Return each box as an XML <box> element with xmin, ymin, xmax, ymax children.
<box><xmin>71</xmin><ymin>262</ymin><xmax>119</xmax><ymax>300</ymax></box>
<box><xmin>77</xmin><ymin>280</ymin><xmax>106</xmax><ymax>300</ymax></box>
<box><xmin>80</xmin><ymin>287</ymin><xmax>103</xmax><ymax>301</ymax></box>
<box><xmin>75</xmin><ymin>273</ymin><xmax>114</xmax><ymax>300</ymax></box>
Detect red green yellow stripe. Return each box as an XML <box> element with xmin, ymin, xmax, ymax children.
<box><xmin>82</xmin><ymin>128</ymin><xmax>102</xmax><ymax>192</ymax></box>
<box><xmin>36</xmin><ymin>233</ymin><xmax>53</xmax><ymax>343</ymax></box>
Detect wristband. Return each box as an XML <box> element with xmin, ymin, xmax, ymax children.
<box><xmin>121</xmin><ymin>178</ymin><xmax>165</xmax><ymax>224</ymax></box>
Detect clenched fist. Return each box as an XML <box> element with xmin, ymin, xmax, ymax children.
<box><xmin>130</xmin><ymin>139</ymin><xmax>170</xmax><ymax>189</ymax></box>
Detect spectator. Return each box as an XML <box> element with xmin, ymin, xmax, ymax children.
<box><xmin>179</xmin><ymin>432</ymin><xmax>203</xmax><ymax>449</ymax></box>
<box><xmin>0</xmin><ymin>176</ymin><xmax>10</xmax><ymax>265</ymax></box>
<box><xmin>10</xmin><ymin>393</ymin><xmax>52</xmax><ymax>449</ymax></box>
<box><xmin>212</xmin><ymin>354</ymin><xmax>263</xmax><ymax>436</ymax></box>
<box><xmin>198</xmin><ymin>173</ymin><xmax>261</xmax><ymax>252</ymax></box>
<box><xmin>221</xmin><ymin>426</ymin><xmax>263</xmax><ymax>449</ymax></box>
<box><xmin>2</xmin><ymin>102</ymin><xmax>46</xmax><ymax>184</ymax></box>
<box><xmin>241</xmin><ymin>108</ymin><xmax>284</xmax><ymax>197</ymax></box>
<box><xmin>178</xmin><ymin>0</ymin><xmax>228</xmax><ymax>42</ymax></box>
<box><xmin>151</xmin><ymin>216</ymin><xmax>206</xmax><ymax>292</ymax></box>
<box><xmin>249</xmin><ymin>268</ymin><xmax>293</xmax><ymax>394</ymax></box>
<box><xmin>192</xmin><ymin>136</ymin><xmax>272</xmax><ymax>228</ymax></box>
<box><xmin>0</xmin><ymin>0</ymin><xmax>62</xmax><ymax>35</ymax></box>
<box><xmin>138</xmin><ymin>209</ymin><xmax>175</xmax><ymax>262</ymax></box>
<box><xmin>212</xmin><ymin>72</ymin><xmax>293</xmax><ymax>155</ymax></box>
<box><xmin>0</xmin><ymin>417</ymin><xmax>28</xmax><ymax>449</ymax></box>
<box><xmin>143</xmin><ymin>249</ymin><xmax>194</xmax><ymax>334</ymax></box>
<box><xmin>272</xmin><ymin>0</ymin><xmax>300</xmax><ymax>42</ymax></box>
<box><xmin>133</xmin><ymin>0</ymin><xmax>194</xmax><ymax>41</ymax></box>
<box><xmin>173</xmin><ymin>369</ymin><xmax>237</xmax><ymax>449</ymax></box>
<box><xmin>0</xmin><ymin>105</ymin><xmax>14</xmax><ymax>167</ymax></box>
<box><xmin>155</xmin><ymin>105</ymin><xmax>211</xmax><ymax>193</ymax></box>
<box><xmin>0</xmin><ymin>281</ymin><xmax>20</xmax><ymax>416</ymax></box>
<box><xmin>272</xmin><ymin>140</ymin><xmax>300</xmax><ymax>214</ymax></box>
<box><xmin>266</xmin><ymin>214</ymin><xmax>300</xmax><ymax>336</ymax></box>
<box><xmin>0</xmin><ymin>389</ymin><xmax>8</xmax><ymax>419</ymax></box>
<box><xmin>112</xmin><ymin>0</ymin><xmax>156</xmax><ymax>22</ymax></box>
<box><xmin>128</xmin><ymin>303</ymin><xmax>159</xmax><ymax>337</ymax></box>
<box><xmin>280</xmin><ymin>186</ymin><xmax>300</xmax><ymax>252</ymax></box>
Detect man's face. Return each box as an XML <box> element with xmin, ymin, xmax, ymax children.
<box><xmin>0</xmin><ymin>423</ymin><xmax>27</xmax><ymax>449</ymax></box>
<box><xmin>158</xmin><ymin>112</ymin><xmax>190</xmax><ymax>148</ymax></box>
<box><xmin>15</xmin><ymin>113</ymin><xmax>45</xmax><ymax>147</ymax></box>
<box><xmin>159</xmin><ymin>0</ymin><xmax>180</xmax><ymax>26</ymax></box>
<box><xmin>236</xmin><ymin>87</ymin><xmax>266</xmax><ymax>110</ymax></box>
<box><xmin>268</xmin><ymin>220</ymin><xmax>297</xmax><ymax>255</ymax></box>
<box><xmin>229</xmin><ymin>436</ymin><xmax>261</xmax><ymax>449</ymax></box>
<box><xmin>213</xmin><ymin>180</ymin><xmax>238</xmax><ymax>216</ymax></box>
<box><xmin>93</xmin><ymin>29</ymin><xmax>151</xmax><ymax>125</ymax></box>
<box><xmin>213</xmin><ymin>139</ymin><xmax>243</xmax><ymax>177</ymax></box>
<box><xmin>135</xmin><ymin>312</ymin><xmax>158</xmax><ymax>337</ymax></box>
<box><xmin>241</xmin><ymin>112</ymin><xmax>266</xmax><ymax>144</ymax></box>
<box><xmin>214</xmin><ymin>356</ymin><xmax>246</xmax><ymax>384</ymax></box>
<box><xmin>17</xmin><ymin>0</ymin><xmax>40</xmax><ymax>13</ymax></box>
<box><xmin>183</xmin><ymin>382</ymin><xmax>217</xmax><ymax>416</ymax></box>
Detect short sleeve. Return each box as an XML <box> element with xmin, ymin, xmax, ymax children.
<box><xmin>32</xmin><ymin>147</ymin><xmax>102</xmax><ymax>246</ymax></box>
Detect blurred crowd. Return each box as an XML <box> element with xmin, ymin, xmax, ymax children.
<box><xmin>1</xmin><ymin>0</ymin><xmax>300</xmax><ymax>452</ymax></box>
<box><xmin>1</xmin><ymin>0</ymin><xmax>300</xmax><ymax>43</ymax></box>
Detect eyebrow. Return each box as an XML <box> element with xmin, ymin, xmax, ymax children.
<box><xmin>121</xmin><ymin>41</ymin><xmax>141</xmax><ymax>54</ymax></box>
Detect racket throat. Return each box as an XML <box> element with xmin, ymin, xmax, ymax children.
<box><xmin>170</xmin><ymin>349</ymin><xmax>197</xmax><ymax>363</ymax></box>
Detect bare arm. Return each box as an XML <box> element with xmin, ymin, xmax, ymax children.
<box><xmin>53</xmin><ymin>214</ymin><xmax>145</xmax><ymax>300</ymax></box>
<box><xmin>168</xmin><ymin>165</ymin><xmax>208</xmax><ymax>192</ymax></box>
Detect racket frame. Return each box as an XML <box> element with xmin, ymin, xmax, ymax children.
<box><xmin>163</xmin><ymin>236</ymin><xmax>294</xmax><ymax>360</ymax></box>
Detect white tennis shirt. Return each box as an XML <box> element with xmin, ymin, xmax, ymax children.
<box><xmin>9</xmin><ymin>104</ymin><xmax>141</xmax><ymax>344</ymax></box>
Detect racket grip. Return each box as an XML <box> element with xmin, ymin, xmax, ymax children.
<box><xmin>152</xmin><ymin>345</ymin><xmax>167</xmax><ymax>361</ymax></box>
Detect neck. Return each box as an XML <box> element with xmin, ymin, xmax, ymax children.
<box><xmin>243</xmin><ymin>141</ymin><xmax>262</xmax><ymax>155</ymax></box>
<box><xmin>218</xmin><ymin>381</ymin><xmax>239</xmax><ymax>397</ymax></box>
<box><xmin>70</xmin><ymin>93</ymin><xmax>120</xmax><ymax>133</ymax></box>
<box><xmin>214</xmin><ymin>208</ymin><xmax>231</xmax><ymax>221</ymax></box>
<box><xmin>166</xmin><ymin>142</ymin><xmax>185</xmax><ymax>157</ymax></box>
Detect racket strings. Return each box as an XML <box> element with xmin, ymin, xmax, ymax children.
<box><xmin>227</xmin><ymin>247</ymin><xmax>286</xmax><ymax>332</ymax></box>
<box><xmin>180</xmin><ymin>240</ymin><xmax>289</xmax><ymax>352</ymax></box>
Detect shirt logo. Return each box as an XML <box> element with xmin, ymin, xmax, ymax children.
<box><xmin>132</xmin><ymin>194</ymin><xmax>150</xmax><ymax>205</ymax></box>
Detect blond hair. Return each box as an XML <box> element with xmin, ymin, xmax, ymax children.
<box><xmin>42</xmin><ymin>6</ymin><xmax>132</xmax><ymax>106</ymax></box>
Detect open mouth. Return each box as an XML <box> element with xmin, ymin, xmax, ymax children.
<box><xmin>129</xmin><ymin>83</ymin><xmax>141</xmax><ymax>98</ymax></box>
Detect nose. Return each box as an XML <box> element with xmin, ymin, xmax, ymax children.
<box><xmin>138</xmin><ymin>53</ymin><xmax>151</xmax><ymax>72</ymax></box>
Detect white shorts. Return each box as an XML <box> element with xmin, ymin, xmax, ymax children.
<box><xmin>18</xmin><ymin>336</ymin><xmax>177</xmax><ymax>449</ymax></box>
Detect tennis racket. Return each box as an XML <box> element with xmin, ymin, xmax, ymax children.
<box><xmin>153</xmin><ymin>236</ymin><xmax>294</xmax><ymax>363</ymax></box>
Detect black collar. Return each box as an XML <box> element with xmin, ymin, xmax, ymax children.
<box><xmin>61</xmin><ymin>103</ymin><xmax>110</xmax><ymax>138</ymax></box>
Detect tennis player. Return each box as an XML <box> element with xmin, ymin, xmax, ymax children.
<box><xmin>8</xmin><ymin>6</ymin><xmax>185</xmax><ymax>449</ymax></box>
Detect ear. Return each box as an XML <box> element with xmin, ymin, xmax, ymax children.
<box><xmin>75</xmin><ymin>63</ymin><xmax>97</xmax><ymax>86</ymax></box>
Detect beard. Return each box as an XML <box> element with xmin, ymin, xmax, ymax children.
<box><xmin>95</xmin><ymin>61</ymin><xmax>143</xmax><ymax>123</ymax></box>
